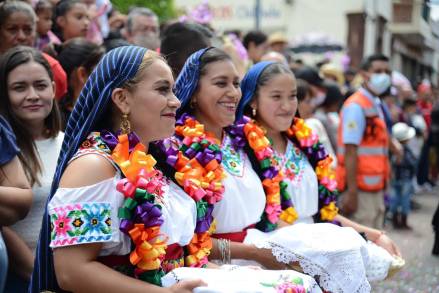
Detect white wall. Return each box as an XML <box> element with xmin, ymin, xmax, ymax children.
<box><xmin>363</xmin><ymin>0</ymin><xmax>392</xmax><ymax>57</ymax></box>
<box><xmin>284</xmin><ymin>0</ymin><xmax>364</xmax><ymax>46</ymax></box>
<box><xmin>174</xmin><ymin>0</ymin><xmax>288</xmax><ymax>32</ymax></box>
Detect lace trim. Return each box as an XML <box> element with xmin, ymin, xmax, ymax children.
<box><xmin>254</xmin><ymin>241</ymin><xmax>371</xmax><ymax>293</ymax></box>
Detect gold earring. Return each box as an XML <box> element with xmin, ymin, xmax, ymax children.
<box><xmin>252</xmin><ymin>108</ymin><xmax>257</xmax><ymax>117</ymax></box>
<box><xmin>120</xmin><ymin>113</ymin><xmax>131</xmax><ymax>134</ymax></box>
<box><xmin>190</xmin><ymin>98</ymin><xmax>197</xmax><ymax>109</ymax></box>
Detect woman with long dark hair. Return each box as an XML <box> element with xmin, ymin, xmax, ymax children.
<box><xmin>0</xmin><ymin>46</ymin><xmax>63</xmax><ymax>292</ymax></box>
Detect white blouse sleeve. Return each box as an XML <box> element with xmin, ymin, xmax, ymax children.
<box><xmin>48</xmin><ymin>177</ymin><xmax>130</xmax><ymax>255</ymax></box>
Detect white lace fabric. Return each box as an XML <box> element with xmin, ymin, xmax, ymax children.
<box><xmin>244</xmin><ymin>223</ymin><xmax>372</xmax><ymax>293</ymax></box>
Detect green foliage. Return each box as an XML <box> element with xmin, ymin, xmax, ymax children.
<box><xmin>111</xmin><ymin>0</ymin><xmax>177</xmax><ymax>21</ymax></box>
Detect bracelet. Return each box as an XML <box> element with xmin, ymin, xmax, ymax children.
<box><xmin>218</xmin><ymin>238</ymin><xmax>231</xmax><ymax>264</ymax></box>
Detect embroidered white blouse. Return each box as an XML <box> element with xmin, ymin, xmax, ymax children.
<box><xmin>48</xmin><ymin>135</ymin><xmax>197</xmax><ymax>256</ymax></box>
<box><xmin>212</xmin><ymin>135</ymin><xmax>266</xmax><ymax>233</ymax></box>
<box><xmin>272</xmin><ymin>139</ymin><xmax>319</xmax><ymax>224</ymax></box>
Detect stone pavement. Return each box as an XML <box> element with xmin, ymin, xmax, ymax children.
<box><xmin>372</xmin><ymin>189</ymin><xmax>439</xmax><ymax>292</ymax></box>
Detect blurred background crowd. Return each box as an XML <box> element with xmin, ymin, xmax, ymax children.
<box><xmin>0</xmin><ymin>0</ymin><xmax>439</xmax><ymax>292</ymax></box>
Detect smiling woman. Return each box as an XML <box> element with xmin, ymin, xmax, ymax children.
<box><xmin>30</xmin><ymin>45</ymin><xmax>209</xmax><ymax>293</ymax></box>
<box><xmin>0</xmin><ymin>46</ymin><xmax>63</xmax><ymax>292</ymax></box>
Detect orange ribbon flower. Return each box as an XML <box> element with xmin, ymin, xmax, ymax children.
<box><xmin>128</xmin><ymin>224</ymin><xmax>168</xmax><ymax>271</ymax></box>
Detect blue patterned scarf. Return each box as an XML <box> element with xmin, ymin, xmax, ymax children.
<box><xmin>174</xmin><ymin>47</ymin><xmax>210</xmax><ymax>117</ymax></box>
<box><xmin>236</xmin><ymin>61</ymin><xmax>274</xmax><ymax>120</ymax></box>
<box><xmin>30</xmin><ymin>46</ymin><xmax>147</xmax><ymax>292</ymax></box>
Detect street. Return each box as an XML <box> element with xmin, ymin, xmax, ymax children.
<box><xmin>372</xmin><ymin>189</ymin><xmax>439</xmax><ymax>292</ymax></box>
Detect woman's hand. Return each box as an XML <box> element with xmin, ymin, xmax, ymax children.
<box><xmin>249</xmin><ymin>245</ymin><xmax>286</xmax><ymax>270</ymax></box>
<box><xmin>375</xmin><ymin>234</ymin><xmax>402</xmax><ymax>257</ymax></box>
<box><xmin>169</xmin><ymin>279</ymin><xmax>207</xmax><ymax>293</ymax></box>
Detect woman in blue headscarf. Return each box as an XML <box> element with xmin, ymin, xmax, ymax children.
<box><xmin>157</xmin><ymin>48</ymin><xmax>404</xmax><ymax>293</ymax></box>
<box><xmin>31</xmin><ymin>46</ymin><xmax>205</xmax><ymax>293</ymax></box>
<box><xmin>235</xmin><ymin>61</ymin><xmax>405</xmax><ymax>290</ymax></box>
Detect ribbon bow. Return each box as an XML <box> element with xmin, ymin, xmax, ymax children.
<box><xmin>129</xmin><ymin>225</ymin><xmax>168</xmax><ymax>271</ymax></box>
<box><xmin>280</xmin><ymin>207</ymin><xmax>299</xmax><ymax>224</ymax></box>
<box><xmin>112</xmin><ymin>134</ymin><xmax>156</xmax><ymax>182</ymax></box>
<box><xmin>134</xmin><ymin>202</ymin><xmax>164</xmax><ymax>227</ymax></box>
<box><xmin>320</xmin><ymin>202</ymin><xmax>339</xmax><ymax>221</ymax></box>
<box><xmin>265</xmin><ymin>203</ymin><xmax>282</xmax><ymax>224</ymax></box>
<box><xmin>185</xmin><ymin>232</ymin><xmax>212</xmax><ymax>267</ymax></box>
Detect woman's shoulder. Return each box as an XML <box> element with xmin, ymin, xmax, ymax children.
<box><xmin>0</xmin><ymin>115</ymin><xmax>20</xmax><ymax>165</ymax></box>
<box><xmin>60</xmin><ymin>153</ymin><xmax>117</xmax><ymax>189</ymax></box>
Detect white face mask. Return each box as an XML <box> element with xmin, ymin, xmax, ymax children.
<box><xmin>311</xmin><ymin>92</ymin><xmax>326</xmax><ymax>107</ymax></box>
<box><xmin>367</xmin><ymin>73</ymin><xmax>391</xmax><ymax>95</ymax></box>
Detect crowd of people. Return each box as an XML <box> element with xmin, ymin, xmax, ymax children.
<box><xmin>0</xmin><ymin>0</ymin><xmax>439</xmax><ymax>292</ymax></box>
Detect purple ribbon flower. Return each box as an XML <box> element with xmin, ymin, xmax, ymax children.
<box><xmin>134</xmin><ymin>202</ymin><xmax>164</xmax><ymax>227</ymax></box>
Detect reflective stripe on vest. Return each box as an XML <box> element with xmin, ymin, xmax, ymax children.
<box><xmin>363</xmin><ymin>175</ymin><xmax>382</xmax><ymax>186</ymax></box>
<box><xmin>363</xmin><ymin>106</ymin><xmax>379</xmax><ymax>117</ymax></box>
<box><xmin>338</xmin><ymin>146</ymin><xmax>389</xmax><ymax>156</ymax></box>
<box><xmin>336</xmin><ymin>90</ymin><xmax>390</xmax><ymax>192</ymax></box>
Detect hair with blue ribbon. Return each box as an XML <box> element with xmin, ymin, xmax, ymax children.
<box><xmin>236</xmin><ymin>61</ymin><xmax>274</xmax><ymax>120</ymax></box>
<box><xmin>30</xmin><ymin>46</ymin><xmax>147</xmax><ymax>292</ymax></box>
<box><xmin>174</xmin><ymin>47</ymin><xmax>210</xmax><ymax>117</ymax></box>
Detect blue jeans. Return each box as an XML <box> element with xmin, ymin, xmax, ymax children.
<box><xmin>0</xmin><ymin>233</ymin><xmax>8</xmax><ymax>293</ymax></box>
<box><xmin>390</xmin><ymin>180</ymin><xmax>413</xmax><ymax>215</ymax></box>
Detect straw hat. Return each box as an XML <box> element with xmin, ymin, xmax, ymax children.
<box><xmin>268</xmin><ymin>31</ymin><xmax>289</xmax><ymax>45</ymax></box>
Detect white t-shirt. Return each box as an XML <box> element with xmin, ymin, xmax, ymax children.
<box><xmin>11</xmin><ymin>132</ymin><xmax>64</xmax><ymax>253</ymax></box>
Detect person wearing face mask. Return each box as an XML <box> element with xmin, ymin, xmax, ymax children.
<box><xmin>336</xmin><ymin>54</ymin><xmax>392</xmax><ymax>229</ymax></box>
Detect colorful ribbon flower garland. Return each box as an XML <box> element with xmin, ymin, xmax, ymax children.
<box><xmin>227</xmin><ymin>116</ymin><xmax>296</xmax><ymax>232</ymax></box>
<box><xmin>285</xmin><ymin>118</ymin><xmax>339</xmax><ymax>222</ymax></box>
<box><xmin>160</xmin><ymin>114</ymin><xmax>225</xmax><ymax>267</ymax></box>
<box><xmin>106</xmin><ymin>131</ymin><xmax>168</xmax><ymax>285</ymax></box>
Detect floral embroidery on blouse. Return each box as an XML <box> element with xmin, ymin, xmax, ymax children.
<box><xmin>221</xmin><ymin>135</ymin><xmax>244</xmax><ymax>177</ymax></box>
<box><xmin>260</xmin><ymin>273</ymin><xmax>307</xmax><ymax>292</ymax></box>
<box><xmin>272</xmin><ymin>142</ymin><xmax>306</xmax><ymax>185</ymax></box>
<box><xmin>69</xmin><ymin>132</ymin><xmax>114</xmax><ymax>164</ymax></box>
<box><xmin>50</xmin><ymin>202</ymin><xmax>112</xmax><ymax>247</ymax></box>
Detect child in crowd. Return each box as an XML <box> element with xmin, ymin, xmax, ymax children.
<box><xmin>34</xmin><ymin>0</ymin><xmax>60</xmax><ymax>50</ymax></box>
<box><xmin>53</xmin><ymin>0</ymin><xmax>90</xmax><ymax>42</ymax></box>
<box><xmin>390</xmin><ymin>122</ymin><xmax>417</xmax><ymax>229</ymax></box>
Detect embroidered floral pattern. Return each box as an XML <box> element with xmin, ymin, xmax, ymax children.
<box><xmin>50</xmin><ymin>203</ymin><xmax>112</xmax><ymax>247</ymax></box>
<box><xmin>272</xmin><ymin>142</ymin><xmax>306</xmax><ymax>185</ymax></box>
<box><xmin>285</xmin><ymin>118</ymin><xmax>339</xmax><ymax>222</ymax></box>
<box><xmin>227</xmin><ymin>116</ymin><xmax>293</xmax><ymax>232</ymax></box>
<box><xmin>260</xmin><ymin>274</ymin><xmax>307</xmax><ymax>293</ymax></box>
<box><xmin>221</xmin><ymin>135</ymin><xmax>244</xmax><ymax>177</ymax></box>
<box><xmin>72</xmin><ymin>132</ymin><xmax>113</xmax><ymax>162</ymax></box>
<box><xmin>79</xmin><ymin>132</ymin><xmax>110</xmax><ymax>152</ymax></box>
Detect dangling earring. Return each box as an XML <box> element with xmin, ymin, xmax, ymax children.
<box><xmin>190</xmin><ymin>98</ymin><xmax>197</xmax><ymax>109</ymax></box>
<box><xmin>252</xmin><ymin>107</ymin><xmax>257</xmax><ymax>117</ymax></box>
<box><xmin>120</xmin><ymin>113</ymin><xmax>131</xmax><ymax>134</ymax></box>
